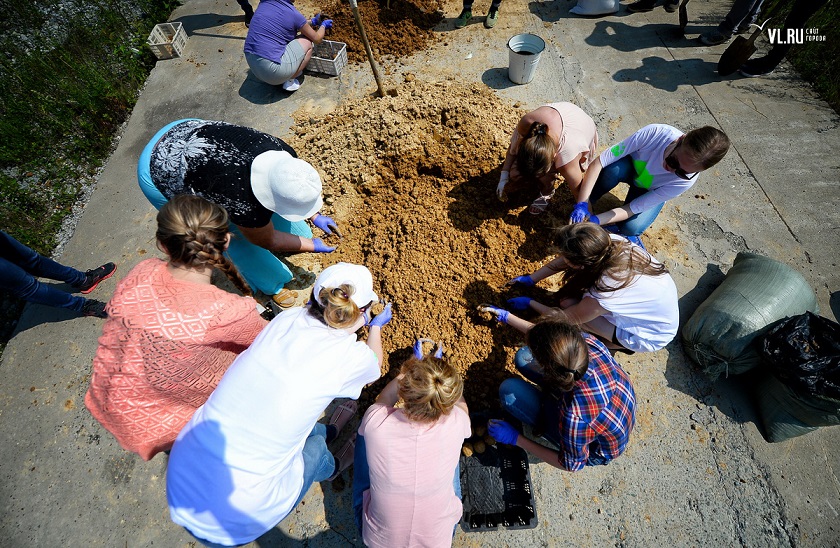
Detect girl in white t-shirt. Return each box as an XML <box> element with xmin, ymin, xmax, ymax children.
<box><xmin>569</xmin><ymin>124</ymin><xmax>730</xmax><ymax>236</ymax></box>
<box><xmin>505</xmin><ymin>223</ymin><xmax>678</xmax><ymax>353</ymax></box>
<box><xmin>352</xmin><ymin>348</ymin><xmax>470</xmax><ymax>548</ymax></box>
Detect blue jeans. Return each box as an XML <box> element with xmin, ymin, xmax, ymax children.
<box><xmin>137</xmin><ymin>120</ymin><xmax>312</xmax><ymax>295</ymax></box>
<box><xmin>500</xmin><ymin>347</ymin><xmax>608</xmax><ymax>466</ymax></box>
<box><xmin>0</xmin><ymin>231</ymin><xmax>87</xmax><ymax>312</ymax></box>
<box><xmin>590</xmin><ymin>156</ymin><xmax>664</xmax><ymax>236</ymax></box>
<box><xmin>352</xmin><ymin>434</ymin><xmax>462</xmax><ymax>537</ymax></box>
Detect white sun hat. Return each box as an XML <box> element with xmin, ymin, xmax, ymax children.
<box><xmin>250</xmin><ymin>150</ymin><xmax>323</xmax><ymax>222</ymax></box>
<box><xmin>312</xmin><ymin>263</ymin><xmax>379</xmax><ymax>308</ymax></box>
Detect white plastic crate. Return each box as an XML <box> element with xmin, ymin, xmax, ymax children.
<box><xmin>306</xmin><ymin>40</ymin><xmax>348</xmax><ymax>77</ymax></box>
<box><xmin>147</xmin><ymin>22</ymin><xmax>188</xmax><ymax>60</ymax></box>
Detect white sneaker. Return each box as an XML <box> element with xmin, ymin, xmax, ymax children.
<box><xmin>282</xmin><ymin>78</ymin><xmax>301</xmax><ymax>92</ymax></box>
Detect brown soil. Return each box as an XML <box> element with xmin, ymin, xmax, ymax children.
<box><xmin>321</xmin><ymin>0</ymin><xmax>444</xmax><ymax>64</ymax></box>
<box><xmin>290</xmin><ymin>79</ymin><xmax>585</xmax><ymax>410</ymax></box>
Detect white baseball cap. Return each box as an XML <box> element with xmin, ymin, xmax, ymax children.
<box><xmin>312</xmin><ymin>263</ymin><xmax>378</xmax><ymax>308</ymax></box>
<box><xmin>250</xmin><ymin>150</ymin><xmax>323</xmax><ymax>222</ymax></box>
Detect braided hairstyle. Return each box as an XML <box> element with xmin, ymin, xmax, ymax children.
<box><xmin>527</xmin><ymin>317</ymin><xmax>589</xmax><ymax>393</ymax></box>
<box><xmin>156</xmin><ymin>195</ymin><xmax>252</xmax><ymax>297</ymax></box>
<box><xmin>516</xmin><ymin>121</ymin><xmax>556</xmax><ymax>180</ymax></box>
<box><xmin>308</xmin><ymin>284</ymin><xmax>361</xmax><ymax>329</ymax></box>
<box><xmin>552</xmin><ymin>223</ymin><xmax>667</xmax><ymax>296</ymax></box>
<box><xmin>398</xmin><ymin>356</ymin><xmax>464</xmax><ymax>423</ymax></box>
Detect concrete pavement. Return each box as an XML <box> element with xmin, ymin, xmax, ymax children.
<box><xmin>1</xmin><ymin>0</ymin><xmax>838</xmax><ymax>545</ymax></box>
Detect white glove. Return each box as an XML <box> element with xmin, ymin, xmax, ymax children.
<box><xmin>497</xmin><ymin>171</ymin><xmax>510</xmax><ymax>201</ymax></box>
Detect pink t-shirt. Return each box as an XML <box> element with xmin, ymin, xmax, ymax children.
<box><xmin>358</xmin><ymin>403</ymin><xmax>471</xmax><ymax>548</ymax></box>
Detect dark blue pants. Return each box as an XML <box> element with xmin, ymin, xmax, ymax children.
<box><xmin>0</xmin><ymin>231</ymin><xmax>86</xmax><ymax>312</ymax></box>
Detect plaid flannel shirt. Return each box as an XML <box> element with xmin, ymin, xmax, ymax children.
<box><xmin>557</xmin><ymin>334</ymin><xmax>636</xmax><ymax>471</ymax></box>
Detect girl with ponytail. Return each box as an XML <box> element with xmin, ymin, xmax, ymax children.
<box><xmin>352</xmin><ymin>350</ymin><xmax>470</xmax><ymax>547</ymax></box>
<box><xmin>498</xmin><ymin>102</ymin><xmax>599</xmax><ymax>215</ymax></box>
<box><xmin>85</xmin><ymin>195</ymin><xmax>267</xmax><ymax>461</ymax></box>
<box><xmin>499</xmin><ymin>222</ymin><xmax>679</xmax><ymax>354</ymax></box>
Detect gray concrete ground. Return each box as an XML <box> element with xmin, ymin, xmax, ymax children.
<box><xmin>1</xmin><ymin>0</ymin><xmax>839</xmax><ymax>545</ymax></box>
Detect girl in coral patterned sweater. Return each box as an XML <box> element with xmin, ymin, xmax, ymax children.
<box><xmin>85</xmin><ymin>195</ymin><xmax>267</xmax><ymax>460</ymax></box>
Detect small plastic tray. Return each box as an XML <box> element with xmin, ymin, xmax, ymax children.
<box><xmin>459</xmin><ymin>421</ymin><xmax>538</xmax><ymax>531</ymax></box>
<box><xmin>147</xmin><ymin>22</ymin><xmax>188</xmax><ymax>60</ymax></box>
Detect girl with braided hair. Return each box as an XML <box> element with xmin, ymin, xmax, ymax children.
<box><xmin>497</xmin><ymin>102</ymin><xmax>599</xmax><ymax>215</ymax></box>
<box><xmin>496</xmin><ymin>222</ymin><xmax>679</xmax><ymax>353</ymax></box>
<box><xmin>85</xmin><ymin>195</ymin><xmax>267</xmax><ymax>460</ymax></box>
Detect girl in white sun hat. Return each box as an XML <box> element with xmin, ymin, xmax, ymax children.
<box><xmin>167</xmin><ymin>262</ymin><xmax>393</xmax><ymax>547</ymax></box>
<box><xmin>137</xmin><ymin>119</ymin><xmax>340</xmax><ymax>296</ymax></box>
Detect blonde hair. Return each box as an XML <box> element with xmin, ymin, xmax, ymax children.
<box><xmin>552</xmin><ymin>223</ymin><xmax>667</xmax><ymax>295</ymax></box>
<box><xmin>516</xmin><ymin>121</ymin><xmax>555</xmax><ymax>179</ymax></box>
<box><xmin>527</xmin><ymin>317</ymin><xmax>589</xmax><ymax>393</ymax></box>
<box><xmin>682</xmin><ymin>126</ymin><xmax>730</xmax><ymax>169</ymax></box>
<box><xmin>398</xmin><ymin>356</ymin><xmax>464</xmax><ymax>423</ymax></box>
<box><xmin>308</xmin><ymin>284</ymin><xmax>361</xmax><ymax>329</ymax></box>
<box><xmin>156</xmin><ymin>195</ymin><xmax>252</xmax><ymax>297</ymax></box>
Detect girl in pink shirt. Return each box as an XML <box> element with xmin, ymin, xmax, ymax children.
<box><xmin>353</xmin><ymin>349</ymin><xmax>471</xmax><ymax>547</ymax></box>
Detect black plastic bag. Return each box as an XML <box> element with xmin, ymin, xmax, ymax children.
<box><xmin>761</xmin><ymin>312</ymin><xmax>840</xmax><ymax>400</ymax></box>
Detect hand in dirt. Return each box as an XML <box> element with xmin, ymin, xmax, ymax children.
<box><xmin>310</xmin><ymin>13</ymin><xmax>322</xmax><ymax>27</ymax></box>
<box><xmin>312</xmin><ymin>238</ymin><xmax>336</xmax><ymax>253</ymax></box>
<box><xmin>569</xmin><ymin>201</ymin><xmax>591</xmax><ymax>224</ymax></box>
<box><xmin>321</xmin><ymin>19</ymin><xmax>333</xmax><ymax>31</ymax></box>
<box><xmin>480</xmin><ymin>305</ymin><xmax>509</xmax><ymax>324</ymax></box>
<box><xmin>506</xmin><ymin>297</ymin><xmax>533</xmax><ymax>311</ymax></box>
<box><xmin>312</xmin><ymin>213</ymin><xmax>340</xmax><ymax>236</ymax></box>
<box><xmin>368</xmin><ymin>303</ymin><xmax>392</xmax><ymax>328</ymax></box>
<box><xmin>488</xmin><ymin>419</ymin><xmax>519</xmax><ymax>445</ymax></box>
<box><xmin>497</xmin><ymin>171</ymin><xmax>509</xmax><ymax>201</ymax></box>
<box><xmin>506</xmin><ymin>274</ymin><xmax>535</xmax><ymax>287</ymax></box>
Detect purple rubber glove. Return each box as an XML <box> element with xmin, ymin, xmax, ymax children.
<box><xmin>488</xmin><ymin>419</ymin><xmax>519</xmax><ymax>445</ymax></box>
<box><xmin>507</xmin><ymin>297</ymin><xmax>533</xmax><ymax>311</ymax></box>
<box><xmin>569</xmin><ymin>201</ymin><xmax>591</xmax><ymax>224</ymax></box>
<box><xmin>482</xmin><ymin>305</ymin><xmax>510</xmax><ymax>324</ymax></box>
<box><xmin>311</xmin><ymin>213</ymin><xmax>339</xmax><ymax>236</ymax></box>
<box><xmin>368</xmin><ymin>302</ymin><xmax>392</xmax><ymax>328</ymax></box>
<box><xmin>310</xmin><ymin>14</ymin><xmax>321</xmax><ymax>26</ymax></box>
<box><xmin>321</xmin><ymin>19</ymin><xmax>333</xmax><ymax>30</ymax></box>
<box><xmin>312</xmin><ymin>238</ymin><xmax>336</xmax><ymax>253</ymax></box>
<box><xmin>506</xmin><ymin>274</ymin><xmax>535</xmax><ymax>287</ymax></box>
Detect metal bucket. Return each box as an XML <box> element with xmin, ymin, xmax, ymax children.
<box><xmin>507</xmin><ymin>33</ymin><xmax>545</xmax><ymax>85</ymax></box>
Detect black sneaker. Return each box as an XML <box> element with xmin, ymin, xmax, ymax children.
<box><xmin>77</xmin><ymin>262</ymin><xmax>116</xmax><ymax>294</ymax></box>
<box><xmin>627</xmin><ymin>1</ymin><xmax>656</xmax><ymax>12</ymax></box>
<box><xmin>81</xmin><ymin>300</ymin><xmax>108</xmax><ymax>318</ymax></box>
<box><xmin>739</xmin><ymin>57</ymin><xmax>777</xmax><ymax>77</ymax></box>
<box><xmin>664</xmin><ymin>0</ymin><xmax>679</xmax><ymax>12</ymax></box>
<box><xmin>244</xmin><ymin>9</ymin><xmax>254</xmax><ymax>27</ymax></box>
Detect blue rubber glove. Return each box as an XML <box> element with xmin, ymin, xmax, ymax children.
<box><xmin>413</xmin><ymin>338</ymin><xmax>428</xmax><ymax>360</ymax></box>
<box><xmin>312</xmin><ymin>238</ymin><xmax>336</xmax><ymax>253</ymax></box>
<box><xmin>434</xmin><ymin>344</ymin><xmax>444</xmax><ymax>359</ymax></box>
<box><xmin>488</xmin><ymin>419</ymin><xmax>520</xmax><ymax>445</ymax></box>
<box><xmin>506</xmin><ymin>274</ymin><xmax>535</xmax><ymax>287</ymax></box>
<box><xmin>311</xmin><ymin>214</ymin><xmax>339</xmax><ymax>236</ymax></box>
<box><xmin>569</xmin><ymin>201</ymin><xmax>591</xmax><ymax>224</ymax></box>
<box><xmin>310</xmin><ymin>13</ymin><xmax>321</xmax><ymax>26</ymax></box>
<box><xmin>368</xmin><ymin>303</ymin><xmax>392</xmax><ymax>328</ymax></box>
<box><xmin>588</xmin><ymin>215</ymin><xmax>600</xmax><ymax>225</ymax></box>
<box><xmin>482</xmin><ymin>305</ymin><xmax>510</xmax><ymax>324</ymax></box>
<box><xmin>507</xmin><ymin>297</ymin><xmax>533</xmax><ymax>311</ymax></box>
<box><xmin>321</xmin><ymin>19</ymin><xmax>333</xmax><ymax>30</ymax></box>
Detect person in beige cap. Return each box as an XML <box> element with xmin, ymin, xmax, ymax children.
<box><xmin>138</xmin><ymin>119</ymin><xmax>339</xmax><ymax>296</ymax></box>
<box><xmin>166</xmin><ymin>262</ymin><xmax>393</xmax><ymax>547</ymax></box>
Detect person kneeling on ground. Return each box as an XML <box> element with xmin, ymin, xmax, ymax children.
<box><xmin>244</xmin><ymin>0</ymin><xmax>333</xmax><ymax>92</ymax></box>
<box><xmin>569</xmin><ymin>124</ymin><xmax>729</xmax><ymax>237</ymax></box>
<box><xmin>506</xmin><ymin>223</ymin><xmax>679</xmax><ymax>354</ymax></box>
<box><xmin>353</xmin><ymin>343</ymin><xmax>470</xmax><ymax>547</ymax></box>
<box><xmin>497</xmin><ymin>102</ymin><xmax>599</xmax><ymax>215</ymax></box>
<box><xmin>486</xmin><ymin>316</ymin><xmax>636</xmax><ymax>471</ymax></box>
<box><xmin>167</xmin><ymin>263</ymin><xmax>391</xmax><ymax>547</ymax></box>
<box><xmin>138</xmin><ymin>119</ymin><xmax>339</xmax><ymax>297</ymax></box>
<box><xmin>0</xmin><ymin>230</ymin><xmax>115</xmax><ymax>318</ymax></box>
<box><xmin>85</xmin><ymin>195</ymin><xmax>267</xmax><ymax>461</ymax></box>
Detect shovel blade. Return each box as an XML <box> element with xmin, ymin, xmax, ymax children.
<box><xmin>718</xmin><ymin>35</ymin><xmax>756</xmax><ymax>75</ymax></box>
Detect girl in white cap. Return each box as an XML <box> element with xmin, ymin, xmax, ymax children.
<box><xmin>137</xmin><ymin>119</ymin><xmax>339</xmax><ymax>297</ymax></box>
<box><xmin>167</xmin><ymin>262</ymin><xmax>392</xmax><ymax>547</ymax></box>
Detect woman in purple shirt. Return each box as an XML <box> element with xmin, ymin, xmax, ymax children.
<box><xmin>243</xmin><ymin>0</ymin><xmax>332</xmax><ymax>92</ymax></box>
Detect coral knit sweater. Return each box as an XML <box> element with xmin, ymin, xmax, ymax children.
<box><xmin>85</xmin><ymin>259</ymin><xmax>266</xmax><ymax>460</ymax></box>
